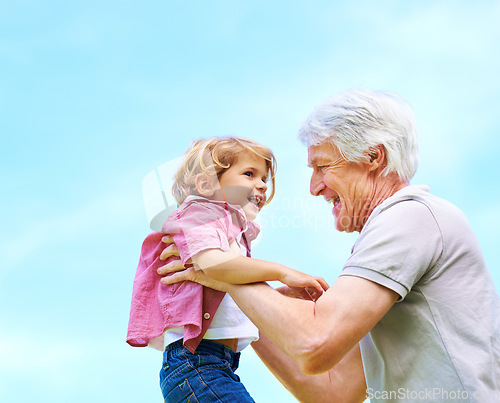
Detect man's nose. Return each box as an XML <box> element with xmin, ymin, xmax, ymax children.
<box><xmin>310</xmin><ymin>171</ymin><xmax>324</xmax><ymax>196</ymax></box>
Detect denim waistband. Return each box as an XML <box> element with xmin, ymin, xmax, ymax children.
<box><xmin>165</xmin><ymin>339</ymin><xmax>241</xmax><ymax>371</ymax></box>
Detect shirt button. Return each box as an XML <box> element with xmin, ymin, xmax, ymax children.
<box><xmin>203</xmin><ymin>313</ymin><xmax>210</xmax><ymax>320</ymax></box>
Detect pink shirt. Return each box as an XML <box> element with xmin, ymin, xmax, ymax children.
<box><xmin>126</xmin><ymin>196</ymin><xmax>259</xmax><ymax>353</ymax></box>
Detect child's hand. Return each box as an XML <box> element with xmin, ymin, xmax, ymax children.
<box><xmin>280</xmin><ymin>269</ymin><xmax>329</xmax><ymax>301</ymax></box>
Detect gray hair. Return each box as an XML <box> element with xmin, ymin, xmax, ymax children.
<box><xmin>298</xmin><ymin>89</ymin><xmax>419</xmax><ymax>181</ymax></box>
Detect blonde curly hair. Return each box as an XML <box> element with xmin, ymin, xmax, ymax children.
<box><xmin>172</xmin><ymin>136</ymin><xmax>277</xmax><ymax>205</ymax></box>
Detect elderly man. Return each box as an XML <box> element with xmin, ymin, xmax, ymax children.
<box><xmin>160</xmin><ymin>90</ymin><xmax>500</xmax><ymax>402</ymax></box>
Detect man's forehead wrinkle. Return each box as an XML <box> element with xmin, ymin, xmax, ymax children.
<box><xmin>308</xmin><ymin>152</ymin><xmax>330</xmax><ymax>165</ymax></box>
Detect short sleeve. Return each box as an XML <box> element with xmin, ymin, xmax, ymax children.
<box><xmin>342</xmin><ymin>200</ymin><xmax>443</xmax><ymax>300</ymax></box>
<box><xmin>162</xmin><ymin>202</ymin><xmax>232</xmax><ymax>265</ymax></box>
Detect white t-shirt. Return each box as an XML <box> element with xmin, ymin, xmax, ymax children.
<box><xmin>164</xmin><ymin>236</ymin><xmax>259</xmax><ymax>352</ymax></box>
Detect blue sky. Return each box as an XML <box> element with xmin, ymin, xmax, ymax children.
<box><xmin>1</xmin><ymin>1</ymin><xmax>499</xmax><ymax>402</ymax></box>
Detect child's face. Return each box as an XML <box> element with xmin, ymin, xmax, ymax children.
<box><xmin>212</xmin><ymin>152</ymin><xmax>268</xmax><ymax>221</ymax></box>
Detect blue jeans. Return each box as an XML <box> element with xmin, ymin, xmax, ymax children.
<box><xmin>159</xmin><ymin>339</ymin><xmax>256</xmax><ymax>402</ymax></box>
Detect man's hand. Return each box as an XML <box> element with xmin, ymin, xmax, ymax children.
<box><xmin>160</xmin><ymin>265</ymin><xmax>235</xmax><ymax>293</ymax></box>
<box><xmin>157</xmin><ymin>235</ymin><xmax>188</xmax><ymax>276</ymax></box>
<box><xmin>157</xmin><ymin>235</ymin><xmax>232</xmax><ymax>292</ymax></box>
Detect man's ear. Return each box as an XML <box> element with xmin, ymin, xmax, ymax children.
<box><xmin>368</xmin><ymin>144</ymin><xmax>387</xmax><ymax>172</ymax></box>
<box><xmin>194</xmin><ymin>173</ymin><xmax>218</xmax><ymax>197</ymax></box>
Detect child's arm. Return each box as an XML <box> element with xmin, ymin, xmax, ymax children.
<box><xmin>192</xmin><ymin>249</ymin><xmax>329</xmax><ymax>297</ymax></box>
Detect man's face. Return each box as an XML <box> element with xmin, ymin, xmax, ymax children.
<box><xmin>308</xmin><ymin>142</ymin><xmax>373</xmax><ymax>232</ymax></box>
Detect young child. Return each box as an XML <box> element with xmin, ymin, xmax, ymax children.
<box><xmin>127</xmin><ymin>136</ymin><xmax>328</xmax><ymax>402</ymax></box>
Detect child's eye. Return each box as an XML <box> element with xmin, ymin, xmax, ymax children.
<box><xmin>244</xmin><ymin>171</ymin><xmax>253</xmax><ymax>177</ymax></box>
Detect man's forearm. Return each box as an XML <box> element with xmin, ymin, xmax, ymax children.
<box><xmin>252</xmin><ymin>333</ymin><xmax>334</xmax><ymax>403</ymax></box>
<box><xmin>227</xmin><ymin>282</ymin><xmax>320</xmax><ymax>368</ymax></box>
<box><xmin>227</xmin><ymin>276</ymin><xmax>398</xmax><ymax>376</ymax></box>
<box><xmin>251</xmin><ymin>322</ymin><xmax>367</xmax><ymax>403</ymax></box>
<box><xmin>160</xmin><ymin>263</ymin><xmax>395</xmax><ymax>392</ymax></box>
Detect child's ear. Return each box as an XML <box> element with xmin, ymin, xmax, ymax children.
<box><xmin>194</xmin><ymin>173</ymin><xmax>217</xmax><ymax>197</ymax></box>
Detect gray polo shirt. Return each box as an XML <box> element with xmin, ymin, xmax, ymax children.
<box><xmin>342</xmin><ymin>185</ymin><xmax>500</xmax><ymax>403</ymax></box>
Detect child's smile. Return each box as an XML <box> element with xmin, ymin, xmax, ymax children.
<box><xmin>212</xmin><ymin>152</ymin><xmax>269</xmax><ymax>221</ymax></box>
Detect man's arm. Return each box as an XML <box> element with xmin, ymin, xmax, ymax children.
<box><xmin>225</xmin><ymin>275</ymin><xmax>398</xmax><ymax>375</ymax></box>
<box><xmin>159</xmin><ymin>239</ymin><xmax>398</xmax><ymax>400</ymax></box>
<box><xmin>252</xmin><ymin>332</ymin><xmax>367</xmax><ymax>403</ymax></box>
<box><xmin>162</xmin><ymin>268</ymin><xmax>397</xmax><ymax>375</ymax></box>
